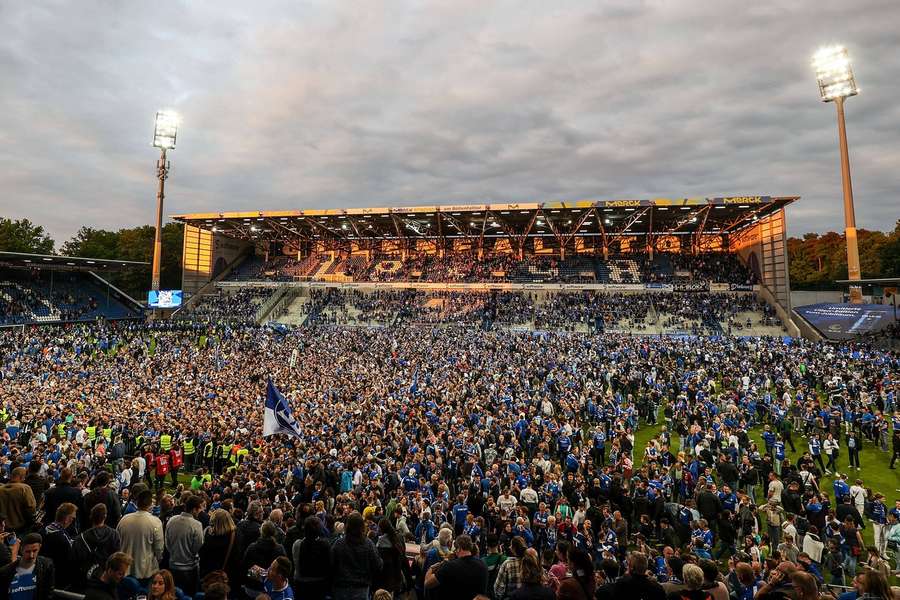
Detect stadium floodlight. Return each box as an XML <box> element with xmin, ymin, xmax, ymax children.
<box><xmin>152</xmin><ymin>110</ymin><xmax>179</xmax><ymax>149</ymax></box>
<box><xmin>812</xmin><ymin>45</ymin><xmax>862</xmax><ymax>302</ymax></box>
<box><xmin>813</xmin><ymin>46</ymin><xmax>858</xmax><ymax>102</ymax></box>
<box><xmin>150</xmin><ymin>110</ymin><xmax>180</xmax><ymax>292</ymax></box>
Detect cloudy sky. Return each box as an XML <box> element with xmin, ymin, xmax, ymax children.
<box><xmin>1</xmin><ymin>0</ymin><xmax>898</xmax><ymax>244</ymax></box>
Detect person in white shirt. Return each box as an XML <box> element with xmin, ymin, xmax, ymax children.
<box><xmin>849</xmin><ymin>480</ymin><xmax>866</xmax><ymax>518</ymax></box>
<box><xmin>520</xmin><ymin>485</ymin><xmax>538</xmax><ymax>507</ymax></box>
<box><xmin>823</xmin><ymin>434</ymin><xmax>839</xmax><ymax>474</ymax></box>
<box><xmin>117</xmin><ymin>489</ymin><xmax>164</xmax><ymax>581</ymax></box>
<box><xmin>117</xmin><ymin>465</ymin><xmax>132</xmax><ymax>491</ymax></box>
<box><xmin>498</xmin><ymin>490</ymin><xmax>517</xmax><ymax>513</ymax></box>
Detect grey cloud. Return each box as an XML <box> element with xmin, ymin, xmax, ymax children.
<box><xmin>0</xmin><ymin>0</ymin><xmax>898</xmax><ymax>245</ymax></box>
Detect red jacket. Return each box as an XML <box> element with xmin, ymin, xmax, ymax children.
<box><xmin>170</xmin><ymin>449</ymin><xmax>183</xmax><ymax>469</ymax></box>
<box><xmin>155</xmin><ymin>454</ymin><xmax>170</xmax><ymax>475</ymax></box>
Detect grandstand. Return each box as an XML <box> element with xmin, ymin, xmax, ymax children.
<box><xmin>0</xmin><ymin>252</ymin><xmax>144</xmax><ymax>326</ymax></box>
<box><xmin>172</xmin><ymin>196</ymin><xmax>797</xmax><ymax>336</ymax></box>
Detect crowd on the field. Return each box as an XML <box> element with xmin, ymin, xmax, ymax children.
<box><xmin>0</xmin><ymin>318</ymin><xmax>897</xmax><ymax>600</ymax></box>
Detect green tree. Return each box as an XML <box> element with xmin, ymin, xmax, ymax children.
<box><xmin>879</xmin><ymin>220</ymin><xmax>900</xmax><ymax>277</ymax></box>
<box><xmin>61</xmin><ymin>227</ymin><xmax>120</xmax><ymax>258</ymax></box>
<box><xmin>60</xmin><ymin>223</ymin><xmax>184</xmax><ymax>299</ymax></box>
<box><xmin>0</xmin><ymin>218</ymin><xmax>55</xmax><ymax>254</ymax></box>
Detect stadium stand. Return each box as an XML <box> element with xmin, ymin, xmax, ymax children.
<box><xmin>221</xmin><ymin>251</ymin><xmax>759</xmax><ymax>286</ymax></box>
<box><xmin>0</xmin><ymin>267</ymin><xmax>139</xmax><ymax>325</ymax></box>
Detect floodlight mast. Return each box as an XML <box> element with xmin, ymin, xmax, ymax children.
<box><xmin>150</xmin><ymin>110</ymin><xmax>178</xmax><ymax>292</ymax></box>
<box><xmin>813</xmin><ymin>46</ymin><xmax>862</xmax><ymax>303</ymax></box>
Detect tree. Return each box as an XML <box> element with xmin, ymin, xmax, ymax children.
<box><xmin>878</xmin><ymin>220</ymin><xmax>900</xmax><ymax>278</ymax></box>
<box><xmin>61</xmin><ymin>227</ymin><xmax>120</xmax><ymax>259</ymax></box>
<box><xmin>0</xmin><ymin>218</ymin><xmax>54</xmax><ymax>254</ymax></box>
<box><xmin>60</xmin><ymin>223</ymin><xmax>184</xmax><ymax>299</ymax></box>
<box><xmin>787</xmin><ymin>226</ymin><xmax>899</xmax><ymax>289</ymax></box>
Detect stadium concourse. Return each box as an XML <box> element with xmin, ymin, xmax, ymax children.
<box><xmin>0</xmin><ymin>204</ymin><xmax>899</xmax><ymax>600</ymax></box>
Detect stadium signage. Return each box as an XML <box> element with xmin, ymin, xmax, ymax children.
<box><xmin>603</xmin><ymin>200</ymin><xmax>642</xmax><ymax>208</ymax></box>
<box><xmin>605</xmin><ymin>283</ymin><xmax>645</xmax><ymax>291</ymax></box>
<box><xmin>673</xmin><ymin>281</ymin><xmax>710</xmax><ymax>292</ymax></box>
<box><xmin>721</xmin><ymin>196</ymin><xmax>764</xmax><ymax>204</ymax></box>
<box><xmin>729</xmin><ymin>284</ymin><xmax>754</xmax><ymax>291</ymax></box>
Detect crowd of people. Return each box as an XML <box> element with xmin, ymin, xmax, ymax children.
<box><xmin>181</xmin><ymin>289</ymin><xmax>274</xmax><ymax>324</ymax></box>
<box><xmin>0</xmin><ymin>306</ymin><xmax>896</xmax><ymax>599</ymax></box>
<box><xmin>225</xmin><ymin>252</ymin><xmax>758</xmax><ymax>287</ymax></box>
<box><xmin>0</xmin><ymin>270</ymin><xmax>109</xmax><ymax>325</ymax></box>
<box><xmin>292</xmin><ymin>289</ymin><xmax>775</xmax><ymax>335</ymax></box>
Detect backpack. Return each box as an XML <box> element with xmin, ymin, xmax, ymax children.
<box><xmin>72</xmin><ymin>532</ymin><xmax>103</xmax><ymax>581</ymax></box>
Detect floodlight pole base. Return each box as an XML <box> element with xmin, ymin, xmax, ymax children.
<box><xmin>151</xmin><ymin>148</ymin><xmax>168</xmax><ymax>292</ymax></box>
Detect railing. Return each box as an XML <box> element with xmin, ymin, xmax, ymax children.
<box><xmin>174</xmin><ymin>252</ymin><xmax>251</xmax><ymax>317</ymax></box>
<box><xmin>254</xmin><ymin>285</ymin><xmax>289</xmax><ymax>323</ymax></box>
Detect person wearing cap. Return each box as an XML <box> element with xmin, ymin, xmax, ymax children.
<box><xmin>0</xmin><ymin>532</ymin><xmax>54</xmax><ymax>600</ymax></box>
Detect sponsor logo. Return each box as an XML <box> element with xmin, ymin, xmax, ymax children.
<box><xmin>721</xmin><ymin>196</ymin><xmax>764</xmax><ymax>204</ymax></box>
<box><xmin>673</xmin><ymin>281</ymin><xmax>710</xmax><ymax>292</ymax></box>
<box><xmin>603</xmin><ymin>200</ymin><xmax>642</xmax><ymax>208</ymax></box>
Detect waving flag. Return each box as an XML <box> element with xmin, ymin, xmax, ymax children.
<box><xmin>263</xmin><ymin>379</ymin><xmax>303</xmax><ymax>439</ymax></box>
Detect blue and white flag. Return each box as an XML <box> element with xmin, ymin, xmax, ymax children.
<box><xmin>263</xmin><ymin>379</ymin><xmax>303</xmax><ymax>439</ymax></box>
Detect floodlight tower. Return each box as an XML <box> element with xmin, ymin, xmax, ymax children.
<box><xmin>150</xmin><ymin>110</ymin><xmax>179</xmax><ymax>291</ymax></box>
<box><xmin>813</xmin><ymin>46</ymin><xmax>862</xmax><ymax>303</ymax></box>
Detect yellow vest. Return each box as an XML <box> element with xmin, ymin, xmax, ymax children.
<box><xmin>86</xmin><ymin>426</ymin><xmax>97</xmax><ymax>440</ymax></box>
<box><xmin>57</xmin><ymin>424</ymin><xmax>66</xmax><ymax>439</ymax></box>
<box><xmin>237</xmin><ymin>448</ymin><xmax>250</xmax><ymax>464</ymax></box>
<box><xmin>203</xmin><ymin>442</ymin><xmax>214</xmax><ymax>458</ymax></box>
<box><xmin>183</xmin><ymin>440</ymin><xmax>195</xmax><ymax>455</ymax></box>
<box><xmin>160</xmin><ymin>434</ymin><xmax>172</xmax><ymax>451</ymax></box>
<box><xmin>220</xmin><ymin>444</ymin><xmax>232</xmax><ymax>458</ymax></box>
<box><xmin>102</xmin><ymin>427</ymin><xmax>112</xmax><ymax>441</ymax></box>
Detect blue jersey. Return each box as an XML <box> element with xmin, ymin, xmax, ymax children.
<box><xmin>774</xmin><ymin>441</ymin><xmax>785</xmax><ymax>460</ymax></box>
<box><xmin>452</xmin><ymin>503</ymin><xmax>469</xmax><ymax>525</ymax></box>
<box><xmin>809</xmin><ymin>439</ymin><xmax>821</xmax><ymax>456</ymax></box>
<box><xmin>871</xmin><ymin>501</ymin><xmax>886</xmax><ymax>524</ymax></box>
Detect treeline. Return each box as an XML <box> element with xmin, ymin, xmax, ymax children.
<box><xmin>787</xmin><ymin>220</ymin><xmax>900</xmax><ymax>290</ymax></box>
<box><xmin>0</xmin><ymin>218</ymin><xmax>183</xmax><ymax>298</ymax></box>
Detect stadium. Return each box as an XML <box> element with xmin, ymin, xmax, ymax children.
<box><xmin>1</xmin><ymin>190</ymin><xmax>899</xmax><ymax>599</ymax></box>
<box><xmin>1</xmin><ymin>3</ymin><xmax>899</xmax><ymax>600</ymax></box>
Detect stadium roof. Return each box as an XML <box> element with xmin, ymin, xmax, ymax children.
<box><xmin>0</xmin><ymin>252</ymin><xmax>149</xmax><ymax>271</ymax></box>
<box><xmin>171</xmin><ymin>196</ymin><xmax>797</xmax><ymax>246</ymax></box>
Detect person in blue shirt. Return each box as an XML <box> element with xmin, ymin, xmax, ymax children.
<box><xmin>833</xmin><ymin>475</ymin><xmax>851</xmax><ymax>504</ymax></box>
<box><xmin>263</xmin><ymin>556</ymin><xmax>295</xmax><ymax>600</ymax></box>
<box><xmin>762</xmin><ymin>426</ymin><xmax>776</xmax><ymax>455</ymax></box>
<box><xmin>592</xmin><ymin>429</ymin><xmax>606</xmax><ymax>466</ymax></box>
<box><xmin>402</xmin><ymin>469</ymin><xmax>419</xmax><ymax>493</ymax></box>
<box><xmin>773</xmin><ymin>438</ymin><xmax>785</xmax><ymax>476</ymax></box>
<box><xmin>415</xmin><ymin>511</ymin><xmax>437</xmax><ymax>545</ymax></box>
<box><xmin>808</xmin><ymin>434</ymin><xmax>826</xmax><ymax>473</ymax></box>
<box><xmin>451</xmin><ymin>495</ymin><xmax>469</xmax><ymax>536</ymax></box>
<box><xmin>870</xmin><ymin>493</ymin><xmax>888</xmax><ymax>555</ymax></box>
